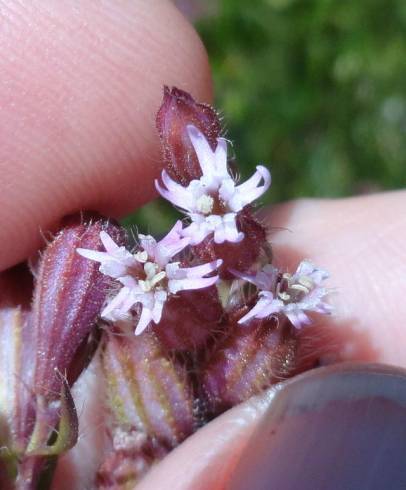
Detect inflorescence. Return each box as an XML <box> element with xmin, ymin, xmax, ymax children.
<box><xmin>0</xmin><ymin>87</ymin><xmax>332</xmax><ymax>489</ymax></box>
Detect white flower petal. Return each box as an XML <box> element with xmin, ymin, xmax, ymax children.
<box><xmin>134</xmin><ymin>306</ymin><xmax>153</xmax><ymax>335</ymax></box>
<box><xmin>238</xmin><ymin>295</ymin><xmax>283</xmax><ymax>324</ymax></box>
<box><xmin>176</xmin><ymin>259</ymin><xmax>222</xmax><ymax>279</ymax></box>
<box><xmin>101</xmin><ymin>287</ymin><xmax>135</xmax><ymax>322</ymax></box>
<box><xmin>161</xmin><ymin>170</ymin><xmax>188</xmax><ymax>195</ymax></box>
<box><xmin>168</xmin><ymin>275</ymin><xmax>220</xmax><ymax>294</ymax></box>
<box><xmin>99</xmin><ymin>261</ymin><xmax>129</xmax><ymax>279</ymax></box>
<box><xmin>234</xmin><ymin>165</ymin><xmax>271</xmax><ymax>206</ymax></box>
<box><xmin>213</xmin><ymin>225</ymin><xmax>226</xmax><ymax>244</ymax></box>
<box><xmin>285</xmin><ymin>309</ymin><xmax>311</xmax><ymax>329</ymax></box>
<box><xmin>181</xmin><ymin>221</ymin><xmax>211</xmax><ymax>245</ymax></box>
<box><xmin>187</xmin><ymin>125</ymin><xmax>216</xmax><ymax>181</ymax></box>
<box><xmin>99</xmin><ymin>230</ymin><xmax>120</xmax><ymax>254</ymax></box>
<box><xmin>155</xmin><ymin>180</ymin><xmax>186</xmax><ymax>210</ymax></box>
<box><xmin>294</xmin><ymin>260</ymin><xmax>329</xmax><ymax>285</ymax></box>
<box><xmin>235</xmin><ymin>165</ymin><xmax>271</xmax><ymax>195</ymax></box>
<box><xmin>155</xmin><ymin>175</ymin><xmax>195</xmax><ymax>212</ymax></box>
<box><xmin>223</xmin><ymin>214</ymin><xmax>244</xmax><ymax>243</ymax></box>
<box><xmin>77</xmin><ymin>247</ymin><xmax>130</xmax><ymax>279</ymax></box>
<box><xmin>138</xmin><ymin>234</ymin><xmax>157</xmax><ymax>258</ymax></box>
<box><xmin>154</xmin><ymin>221</ymin><xmax>190</xmax><ymax>266</ymax></box>
<box><xmin>214</xmin><ymin>137</ymin><xmax>229</xmax><ymax>176</ymax></box>
<box><xmin>218</xmin><ymin>178</ymin><xmax>236</xmax><ymax>203</ymax></box>
<box><xmin>76</xmin><ymin>248</ymin><xmax>110</xmax><ymax>263</ymax></box>
<box><xmin>151</xmin><ymin>291</ymin><xmax>167</xmax><ymax>324</ymax></box>
<box><xmin>232</xmin><ymin>264</ymin><xmax>279</xmax><ymax>291</ymax></box>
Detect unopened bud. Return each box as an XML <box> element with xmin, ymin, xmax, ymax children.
<box><xmin>156</xmin><ymin>86</ymin><xmax>221</xmax><ymax>184</ymax></box>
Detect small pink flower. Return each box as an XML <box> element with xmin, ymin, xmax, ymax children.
<box><xmin>77</xmin><ymin>221</ymin><xmax>222</xmax><ymax>335</ymax></box>
<box><xmin>155</xmin><ymin>125</ymin><xmax>271</xmax><ymax>245</ymax></box>
<box><xmin>235</xmin><ymin>260</ymin><xmax>332</xmax><ymax>328</ymax></box>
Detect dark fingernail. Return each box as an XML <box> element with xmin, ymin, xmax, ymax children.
<box><xmin>227</xmin><ymin>363</ymin><xmax>406</xmax><ymax>490</ymax></box>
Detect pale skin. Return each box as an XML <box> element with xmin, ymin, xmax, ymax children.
<box><xmin>0</xmin><ymin>1</ymin><xmax>405</xmax><ymax>488</ymax></box>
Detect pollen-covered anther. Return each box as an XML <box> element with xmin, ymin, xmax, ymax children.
<box><xmin>134</xmin><ymin>250</ymin><xmax>148</xmax><ymax>263</ymax></box>
<box><xmin>139</xmin><ymin>263</ymin><xmax>167</xmax><ymax>292</ymax></box>
<box><xmin>196</xmin><ymin>194</ymin><xmax>215</xmax><ymax>214</ymax></box>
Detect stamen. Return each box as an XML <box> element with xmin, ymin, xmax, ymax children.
<box><xmin>290</xmin><ymin>284</ymin><xmax>310</xmax><ymax>294</ymax></box>
<box><xmin>134</xmin><ymin>251</ymin><xmax>148</xmax><ymax>263</ymax></box>
<box><xmin>150</xmin><ymin>271</ymin><xmax>167</xmax><ymax>288</ymax></box>
<box><xmin>298</xmin><ymin>276</ymin><xmax>314</xmax><ymax>289</ymax></box>
<box><xmin>144</xmin><ymin>262</ymin><xmax>159</xmax><ymax>280</ymax></box>
<box><xmin>278</xmin><ymin>291</ymin><xmax>291</xmax><ymax>301</ymax></box>
<box><xmin>196</xmin><ymin>194</ymin><xmax>214</xmax><ymax>214</ymax></box>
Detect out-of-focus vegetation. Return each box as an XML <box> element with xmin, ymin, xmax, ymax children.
<box><xmin>199</xmin><ymin>0</ymin><xmax>406</xmax><ymax>200</ymax></box>
<box><xmin>126</xmin><ymin>0</ymin><xmax>406</xmax><ymax>232</ymax></box>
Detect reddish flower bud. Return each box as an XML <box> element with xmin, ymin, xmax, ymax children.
<box><xmin>155</xmin><ymin>287</ymin><xmax>224</xmax><ymax>351</ymax></box>
<box><xmin>100</xmin><ymin>328</ymin><xmax>199</xmax><ymax>484</ymax></box>
<box><xmin>32</xmin><ymin>213</ymin><xmax>125</xmax><ymax>398</ymax></box>
<box><xmin>0</xmin><ymin>307</ymin><xmax>79</xmax><ymax>489</ymax></box>
<box><xmin>102</xmin><ymin>328</ymin><xmax>196</xmax><ymax>447</ymax></box>
<box><xmin>0</xmin><ymin>214</ymin><xmax>125</xmax><ymax>488</ymax></box>
<box><xmin>0</xmin><ymin>307</ymin><xmax>35</xmax><ymax>458</ymax></box>
<box><xmin>156</xmin><ymin>86</ymin><xmax>221</xmax><ymax>184</ymax></box>
<box><xmin>201</xmin><ymin>314</ymin><xmax>299</xmax><ymax>415</ymax></box>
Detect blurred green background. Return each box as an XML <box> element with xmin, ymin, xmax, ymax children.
<box><xmin>126</xmin><ymin>0</ymin><xmax>406</xmax><ymax>233</ymax></box>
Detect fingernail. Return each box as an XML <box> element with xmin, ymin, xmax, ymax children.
<box><xmin>227</xmin><ymin>363</ymin><xmax>406</xmax><ymax>490</ymax></box>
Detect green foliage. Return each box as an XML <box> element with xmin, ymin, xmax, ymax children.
<box><xmin>198</xmin><ymin>0</ymin><xmax>406</xmax><ymax>202</ymax></box>
<box><xmin>129</xmin><ymin>0</ymin><xmax>406</xmax><ymax>232</ymax></box>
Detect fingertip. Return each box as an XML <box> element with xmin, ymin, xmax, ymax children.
<box><xmin>263</xmin><ymin>191</ymin><xmax>406</xmax><ymax>367</ymax></box>
<box><xmin>0</xmin><ymin>0</ymin><xmax>212</xmax><ymax>270</ymax></box>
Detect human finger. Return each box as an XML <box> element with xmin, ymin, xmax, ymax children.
<box><xmin>0</xmin><ymin>0</ymin><xmax>212</xmax><ymax>271</ymax></box>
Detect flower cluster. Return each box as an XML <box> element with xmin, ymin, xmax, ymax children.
<box><xmin>70</xmin><ymin>86</ymin><xmax>334</xmax><ymax>486</ymax></box>
<box><xmin>77</xmin><ymin>109</ymin><xmax>330</xmax><ymax>336</ymax></box>
<box><xmin>0</xmin><ymin>87</ymin><xmax>334</xmax><ymax>488</ymax></box>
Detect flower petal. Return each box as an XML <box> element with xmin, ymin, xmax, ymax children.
<box><xmin>187</xmin><ymin>125</ymin><xmax>216</xmax><ymax>180</ymax></box>
<box><xmin>155</xmin><ymin>175</ymin><xmax>195</xmax><ymax>212</ymax></box>
<box><xmin>176</xmin><ymin>259</ymin><xmax>222</xmax><ymax>279</ymax></box>
<box><xmin>134</xmin><ymin>306</ymin><xmax>153</xmax><ymax>336</ymax></box>
<box><xmin>231</xmin><ymin>264</ymin><xmax>278</xmax><ymax>291</ymax></box>
<box><xmin>102</xmin><ymin>287</ymin><xmax>136</xmax><ymax>322</ymax></box>
<box><xmin>181</xmin><ymin>221</ymin><xmax>211</xmax><ymax>245</ymax></box>
<box><xmin>99</xmin><ymin>230</ymin><xmax>120</xmax><ymax>254</ymax></box>
<box><xmin>138</xmin><ymin>234</ymin><xmax>157</xmax><ymax>258</ymax></box>
<box><xmin>76</xmin><ymin>248</ymin><xmax>110</xmax><ymax>263</ymax></box>
<box><xmin>214</xmin><ymin>137</ymin><xmax>229</xmax><ymax>176</ymax></box>
<box><xmin>285</xmin><ymin>309</ymin><xmax>312</xmax><ymax>329</ymax></box>
<box><xmin>151</xmin><ymin>291</ymin><xmax>167</xmax><ymax>324</ymax></box>
<box><xmin>294</xmin><ymin>260</ymin><xmax>329</xmax><ymax>285</ymax></box>
<box><xmin>234</xmin><ymin>165</ymin><xmax>271</xmax><ymax>206</ymax></box>
<box><xmin>155</xmin><ymin>222</ymin><xmax>191</xmax><ymax>266</ymax></box>
<box><xmin>168</xmin><ymin>275</ymin><xmax>220</xmax><ymax>294</ymax></box>
<box><xmin>238</xmin><ymin>295</ymin><xmax>283</xmax><ymax>324</ymax></box>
